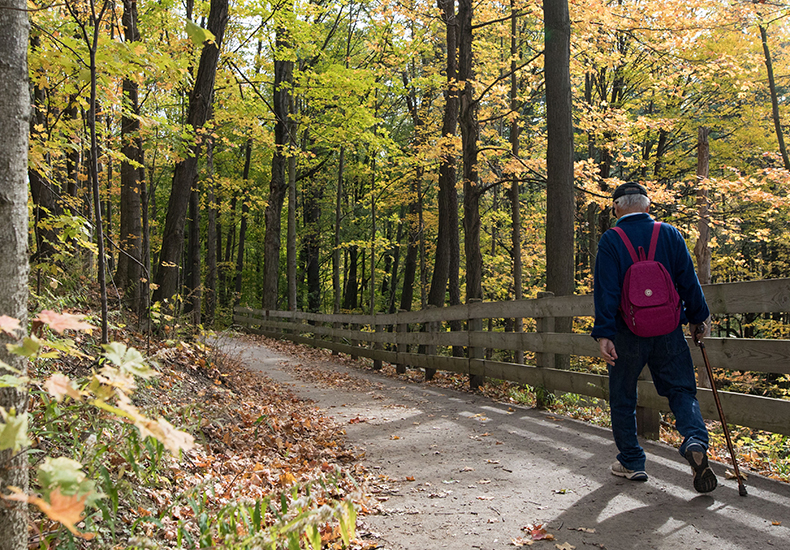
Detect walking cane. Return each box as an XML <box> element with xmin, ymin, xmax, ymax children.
<box><xmin>694</xmin><ymin>327</ymin><xmax>748</xmax><ymax>496</ymax></box>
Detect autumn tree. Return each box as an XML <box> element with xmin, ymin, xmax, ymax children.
<box><xmin>152</xmin><ymin>0</ymin><xmax>228</xmax><ymax>306</ymax></box>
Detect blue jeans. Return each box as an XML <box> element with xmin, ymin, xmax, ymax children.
<box><xmin>608</xmin><ymin>325</ymin><xmax>709</xmax><ymax>471</ymax></box>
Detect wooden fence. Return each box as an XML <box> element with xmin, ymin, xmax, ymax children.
<box><xmin>234</xmin><ymin>278</ymin><xmax>790</xmax><ymax>438</ymax></box>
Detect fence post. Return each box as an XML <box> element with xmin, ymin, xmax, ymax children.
<box><xmin>636</xmin><ymin>369</ymin><xmax>661</xmax><ymax>440</ymax></box>
<box><xmin>468</xmin><ymin>299</ymin><xmax>484</xmax><ymax>390</ymax></box>
<box><xmin>424</xmin><ymin>305</ymin><xmax>437</xmax><ymax>381</ymax></box>
<box><xmin>332</xmin><ymin>315</ymin><xmax>340</xmax><ymax>356</ymax></box>
<box><xmin>396</xmin><ymin>310</ymin><xmax>408</xmax><ymax>374</ymax></box>
<box><xmin>350</xmin><ymin>322</ymin><xmax>358</xmax><ymax>360</ymax></box>
<box><xmin>373</xmin><ymin>316</ymin><xmax>383</xmax><ymax>370</ymax></box>
<box><xmin>535</xmin><ymin>291</ymin><xmax>555</xmax><ymax>370</ymax></box>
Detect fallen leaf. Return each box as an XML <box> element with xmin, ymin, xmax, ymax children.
<box><xmin>555</xmin><ymin>543</ymin><xmax>575</xmax><ymax>550</ymax></box>
<box><xmin>524</xmin><ymin>523</ymin><xmax>555</xmax><ymax>541</ymax></box>
<box><xmin>487</xmin><ymin>517</ymin><xmax>499</xmax><ymax>523</ymax></box>
<box><xmin>476</xmin><ymin>495</ymin><xmax>494</xmax><ymax>500</ymax></box>
<box><xmin>35</xmin><ymin>310</ymin><xmax>95</xmax><ymax>334</ymax></box>
<box><xmin>486</xmin><ymin>459</ymin><xmax>500</xmax><ymax>464</ymax></box>
<box><xmin>772</xmin><ymin>521</ymin><xmax>782</xmax><ymax>526</ymax></box>
<box><xmin>725</xmin><ymin>470</ymin><xmax>748</xmax><ymax>480</ymax></box>
<box><xmin>390</xmin><ymin>435</ymin><xmax>400</xmax><ymax>440</ymax></box>
<box><xmin>460</xmin><ymin>467</ymin><xmax>475</xmax><ymax>472</ymax></box>
<box><xmin>5</xmin><ymin>487</ymin><xmax>92</xmax><ymax>538</ymax></box>
<box><xmin>511</xmin><ymin>536</ymin><xmax>534</xmax><ymax>546</ymax></box>
<box><xmin>405</xmin><ymin>476</ymin><xmax>415</xmax><ymax>482</ymax></box>
<box><xmin>570</xmin><ymin>527</ymin><xmax>596</xmax><ymax>533</ymax></box>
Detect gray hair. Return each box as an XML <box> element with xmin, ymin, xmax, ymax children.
<box><xmin>615</xmin><ymin>193</ymin><xmax>650</xmax><ymax>210</ymax></box>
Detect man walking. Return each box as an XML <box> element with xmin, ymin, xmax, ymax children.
<box><xmin>592</xmin><ymin>182</ymin><xmax>717</xmax><ymax>493</ymax></box>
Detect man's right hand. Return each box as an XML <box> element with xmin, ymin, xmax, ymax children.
<box><xmin>689</xmin><ymin>322</ymin><xmax>706</xmax><ymax>344</ymax></box>
<box><xmin>598</xmin><ymin>337</ymin><xmax>618</xmax><ymax>366</ymax></box>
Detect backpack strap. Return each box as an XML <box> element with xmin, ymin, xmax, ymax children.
<box><xmin>647</xmin><ymin>222</ymin><xmax>662</xmax><ymax>261</ymax></box>
<box><xmin>612</xmin><ymin>226</ymin><xmax>639</xmax><ymax>263</ymax></box>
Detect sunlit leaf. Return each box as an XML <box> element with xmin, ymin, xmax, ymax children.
<box><xmin>0</xmin><ymin>408</ymin><xmax>29</xmax><ymax>451</ymax></box>
<box><xmin>185</xmin><ymin>19</ymin><xmax>216</xmax><ymax>46</ymax></box>
<box><xmin>101</xmin><ymin>342</ymin><xmax>156</xmax><ymax>378</ymax></box>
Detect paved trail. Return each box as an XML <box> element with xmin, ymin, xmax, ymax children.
<box><xmin>218</xmin><ymin>336</ymin><xmax>790</xmax><ymax>550</ymax></box>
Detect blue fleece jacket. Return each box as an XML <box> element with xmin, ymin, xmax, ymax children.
<box><xmin>591</xmin><ymin>213</ymin><xmax>710</xmax><ymax>340</ymax></box>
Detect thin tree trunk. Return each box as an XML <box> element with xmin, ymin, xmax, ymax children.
<box><xmin>334</xmin><ymin>148</ymin><xmax>345</xmax><ymax>312</ymax></box>
<box><xmin>205</xmin><ymin>135</ymin><xmax>217</xmax><ymax>322</ymax></box>
<box><xmin>759</xmin><ymin>23</ymin><xmax>790</xmax><ymax>170</ymax></box>
<box><xmin>234</xmin><ymin>140</ymin><xmax>253</xmax><ymax>304</ymax></box>
<box><xmin>305</xmin><ymin>180</ymin><xmax>322</xmax><ymax>312</ymax></box>
<box><xmin>185</xmin><ymin>184</ymin><xmax>201</xmax><ymax>324</ymax></box>
<box><xmin>543</xmin><ymin>0</ymin><xmax>575</xmax><ymax>370</ymax></box>
<box><xmin>510</xmin><ymin>0</ymin><xmax>523</xmax><ymax>363</ymax></box>
<box><xmin>286</xmin><ymin>78</ymin><xmax>297</xmax><ymax>311</ymax></box>
<box><xmin>152</xmin><ymin>0</ymin><xmax>228</xmax><ymax>304</ymax></box>
<box><xmin>694</xmin><ymin>127</ymin><xmax>712</xmax><ymax>388</ymax></box>
<box><xmin>0</xmin><ymin>0</ymin><xmax>30</xmax><ymax>544</ymax></box>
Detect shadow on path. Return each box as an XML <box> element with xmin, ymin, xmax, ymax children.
<box><xmin>218</xmin><ymin>335</ymin><xmax>790</xmax><ymax>550</ymax></box>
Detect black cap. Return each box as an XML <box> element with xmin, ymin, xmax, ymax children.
<box><xmin>612</xmin><ymin>182</ymin><xmax>648</xmax><ymax>201</ymax></box>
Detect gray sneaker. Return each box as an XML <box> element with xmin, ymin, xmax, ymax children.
<box><xmin>685</xmin><ymin>444</ymin><xmax>717</xmax><ymax>493</ymax></box>
<box><xmin>611</xmin><ymin>461</ymin><xmax>648</xmax><ymax>481</ymax></box>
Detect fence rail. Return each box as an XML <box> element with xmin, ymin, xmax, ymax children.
<box><xmin>234</xmin><ymin>278</ymin><xmax>790</xmax><ymax>437</ymax></box>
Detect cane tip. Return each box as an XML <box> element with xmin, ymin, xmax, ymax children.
<box><xmin>739</xmin><ymin>485</ymin><xmax>748</xmax><ymax>497</ymax></box>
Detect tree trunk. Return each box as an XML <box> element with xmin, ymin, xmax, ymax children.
<box><xmin>334</xmin><ymin>148</ymin><xmax>345</xmax><ymax>312</ymax></box>
<box><xmin>118</xmin><ymin>0</ymin><xmax>145</xmax><ymax>315</ymax></box>
<box><xmin>205</xmin><ymin>136</ymin><xmax>217</xmax><ymax>323</ymax></box>
<box><xmin>510</xmin><ymin>0</ymin><xmax>524</xmax><ymax>363</ymax></box>
<box><xmin>286</xmin><ymin>96</ymin><xmax>298</xmax><ymax>310</ymax></box>
<box><xmin>305</xmin><ymin>180</ymin><xmax>322</xmax><ymax>312</ymax></box>
<box><xmin>234</xmin><ymin>140</ymin><xmax>253</xmax><ymax>304</ymax></box>
<box><xmin>343</xmin><ymin>245</ymin><xmax>358</xmax><ymax>310</ymax></box>
<box><xmin>458</xmin><ymin>0</ymin><xmax>482</xmax><ymax>302</ymax></box>
<box><xmin>185</xmin><ymin>185</ymin><xmax>201</xmax><ymax>324</ymax></box>
<box><xmin>759</xmin><ymin>24</ymin><xmax>790</xmax><ymax>170</ymax></box>
<box><xmin>429</xmin><ymin>0</ymin><xmax>460</xmax><ymax>308</ymax></box>
<box><xmin>694</xmin><ymin>127</ymin><xmax>712</xmax><ymax>388</ymax></box>
<box><xmin>543</xmin><ymin>0</ymin><xmax>575</xmax><ymax>369</ymax></box>
<box><xmin>262</xmin><ymin>13</ymin><xmax>294</xmax><ymax>310</ymax></box>
<box><xmin>0</xmin><ymin>0</ymin><xmax>30</xmax><ymax>545</ymax></box>
<box><xmin>152</xmin><ymin>0</ymin><xmax>228</xmax><ymax>305</ymax></box>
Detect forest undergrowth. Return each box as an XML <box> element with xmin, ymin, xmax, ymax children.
<box><xmin>22</xmin><ymin>297</ymin><xmax>382</xmax><ymax>548</ymax></box>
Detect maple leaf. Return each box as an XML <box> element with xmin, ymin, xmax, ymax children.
<box><xmin>35</xmin><ymin>310</ymin><xmax>94</xmax><ymax>334</ymax></box>
<box><xmin>101</xmin><ymin>342</ymin><xmax>156</xmax><ymax>378</ymax></box>
<box><xmin>0</xmin><ymin>316</ymin><xmax>22</xmax><ymax>335</ymax></box>
<box><xmin>4</xmin><ymin>487</ymin><xmax>93</xmax><ymax>538</ymax></box>
<box><xmin>44</xmin><ymin>374</ymin><xmax>82</xmax><ymax>403</ymax></box>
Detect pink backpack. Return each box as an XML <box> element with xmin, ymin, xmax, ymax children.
<box><xmin>612</xmin><ymin>222</ymin><xmax>681</xmax><ymax>337</ymax></box>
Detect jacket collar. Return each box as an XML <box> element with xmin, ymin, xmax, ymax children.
<box><xmin>614</xmin><ymin>212</ymin><xmax>653</xmax><ymax>227</ymax></box>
